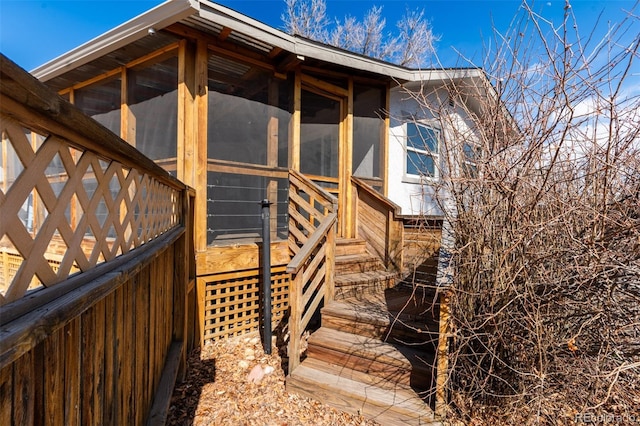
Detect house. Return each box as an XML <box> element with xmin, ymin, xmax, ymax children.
<box><xmin>7</xmin><ymin>0</ymin><xmax>494</xmax><ymax>423</ymax></box>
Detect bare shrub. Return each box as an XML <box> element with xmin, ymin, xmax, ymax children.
<box><xmin>404</xmin><ymin>1</ymin><xmax>640</xmax><ymax>422</ymax></box>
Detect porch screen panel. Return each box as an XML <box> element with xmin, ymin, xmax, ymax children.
<box><xmin>206</xmin><ymin>172</ymin><xmax>289</xmax><ymax>244</ymax></box>
<box><xmin>128</xmin><ymin>56</ymin><xmax>178</xmax><ymax>176</ymax></box>
<box><xmin>207</xmin><ymin>53</ymin><xmax>291</xmax><ymax>244</ymax></box>
<box><xmin>352</xmin><ymin>84</ymin><xmax>384</xmax><ymax>178</ymax></box>
<box><xmin>300</xmin><ymin>90</ymin><xmax>340</xmax><ymax>179</ymax></box>
<box><xmin>75</xmin><ymin>76</ymin><xmax>121</xmax><ymax>137</ymax></box>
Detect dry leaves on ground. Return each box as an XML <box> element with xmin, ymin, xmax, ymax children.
<box><xmin>166</xmin><ymin>331</ymin><xmax>380</xmax><ymax>426</ymax></box>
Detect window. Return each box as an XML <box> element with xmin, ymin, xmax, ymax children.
<box><xmin>406</xmin><ymin>122</ymin><xmax>439</xmax><ymax>179</ymax></box>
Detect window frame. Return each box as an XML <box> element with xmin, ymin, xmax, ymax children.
<box><xmin>403</xmin><ymin>121</ymin><xmax>441</xmax><ymax>183</ymax></box>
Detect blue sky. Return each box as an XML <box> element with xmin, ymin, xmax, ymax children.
<box><xmin>0</xmin><ymin>0</ymin><xmax>638</xmax><ymax>72</ymax></box>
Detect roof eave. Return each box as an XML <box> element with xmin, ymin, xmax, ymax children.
<box><xmin>32</xmin><ymin>0</ymin><xmax>197</xmax><ymax>82</ymax></box>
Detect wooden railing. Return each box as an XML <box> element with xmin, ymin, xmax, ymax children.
<box><xmin>303</xmin><ymin>173</ymin><xmax>340</xmax><ymax>197</ymax></box>
<box><xmin>352</xmin><ymin>176</ymin><xmax>404</xmax><ymax>272</ymax></box>
<box><xmin>286</xmin><ymin>169</ymin><xmax>337</xmax><ymax>373</ymax></box>
<box><xmin>0</xmin><ymin>54</ymin><xmax>195</xmax><ymax>425</ymax></box>
<box><xmin>288</xmin><ymin>170</ymin><xmax>337</xmax><ymax>255</ymax></box>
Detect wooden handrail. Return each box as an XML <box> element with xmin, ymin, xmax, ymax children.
<box><xmin>287</xmin><ymin>170</ymin><xmax>337</xmax><ymax>374</ymax></box>
<box><xmin>289</xmin><ymin>169</ymin><xmax>338</xmax><ymax>212</ymax></box>
<box><xmin>352</xmin><ymin>176</ymin><xmax>402</xmax><ymax>216</ymax></box>
<box><xmin>351</xmin><ymin>176</ymin><xmax>404</xmax><ymax>271</ymax></box>
<box><xmin>286</xmin><ymin>213</ymin><xmax>337</xmax><ymax>274</ymax></box>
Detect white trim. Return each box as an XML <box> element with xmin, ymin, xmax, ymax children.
<box><xmin>403</xmin><ymin>121</ymin><xmax>440</xmax><ymax>183</ymax></box>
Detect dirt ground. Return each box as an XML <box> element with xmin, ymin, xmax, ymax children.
<box><xmin>166</xmin><ymin>331</ymin><xmax>380</xmax><ymax>426</ymax></box>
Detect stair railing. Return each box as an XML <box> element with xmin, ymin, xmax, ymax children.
<box><xmin>351</xmin><ymin>177</ymin><xmax>404</xmax><ymax>272</ymax></box>
<box><xmin>287</xmin><ymin>170</ymin><xmax>337</xmax><ymax>373</ymax></box>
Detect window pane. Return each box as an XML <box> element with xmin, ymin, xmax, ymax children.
<box><xmin>407</xmin><ymin>123</ymin><xmax>438</xmax><ymax>153</ymax></box>
<box><xmin>463</xmin><ymin>143</ymin><xmax>480</xmax><ymax>161</ymax></box>
<box><xmin>406</xmin><ymin>151</ymin><xmax>435</xmax><ymax>177</ymax></box>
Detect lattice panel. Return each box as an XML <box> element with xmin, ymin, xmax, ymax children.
<box><xmin>0</xmin><ymin>114</ymin><xmax>181</xmax><ymax>304</ymax></box>
<box><xmin>0</xmin><ymin>250</ymin><xmax>81</xmax><ymax>296</ymax></box>
<box><xmin>201</xmin><ymin>266</ymin><xmax>290</xmax><ymax>342</ymax></box>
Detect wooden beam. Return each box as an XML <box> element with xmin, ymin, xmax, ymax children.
<box><xmin>289</xmin><ymin>70</ymin><xmax>301</xmax><ymax>171</ymax></box>
<box><xmin>145</xmin><ymin>341</ymin><xmax>183</xmax><ymax>426</ymax></box>
<box><xmin>195</xmin><ymin>39</ymin><xmax>209</xmax><ymax>253</ymax></box>
<box><xmin>301</xmin><ymin>74</ymin><xmax>349</xmax><ymax>97</ymax></box>
<box><xmin>177</xmin><ymin>39</ymin><xmax>187</xmax><ymax>182</ymax></box>
<box><xmin>196</xmin><ymin>240</ymin><xmax>289</xmax><ymax>275</ymax></box>
<box><xmin>342</xmin><ymin>78</ymin><xmax>354</xmax><ymax>238</ymax></box>
<box><xmin>268</xmin><ymin>79</ymin><xmax>280</xmax><ymax>240</ymax></box>
<box><xmin>67</xmin><ymin>68</ymin><xmax>123</xmax><ymax>92</ymax></box>
<box><xmin>218</xmin><ymin>27</ymin><xmax>232</xmax><ymax>41</ymax></box>
<box><xmin>276</xmin><ymin>53</ymin><xmax>303</xmax><ymax>73</ymax></box>
<box><xmin>207</xmin><ymin>158</ymin><xmax>288</xmax><ymax>179</ymax></box>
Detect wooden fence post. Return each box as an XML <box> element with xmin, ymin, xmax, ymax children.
<box><xmin>435</xmin><ymin>289</ymin><xmax>451</xmax><ymax>417</ymax></box>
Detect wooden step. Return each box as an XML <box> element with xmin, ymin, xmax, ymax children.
<box><xmin>336</xmin><ymin>238</ymin><xmax>367</xmax><ymax>257</ymax></box>
<box><xmin>335</xmin><ymin>253</ymin><xmax>385</xmax><ymax>274</ymax></box>
<box><xmin>335</xmin><ymin>270</ymin><xmax>398</xmax><ymax>299</ymax></box>
<box><xmin>287</xmin><ymin>362</ymin><xmax>439</xmax><ymax>426</ymax></box>
<box><xmin>322</xmin><ymin>298</ymin><xmax>439</xmax><ymax>347</ymax></box>
<box><xmin>306</xmin><ymin>328</ymin><xmax>435</xmax><ymax>390</ymax></box>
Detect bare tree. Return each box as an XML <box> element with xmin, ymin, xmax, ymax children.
<box><xmin>281</xmin><ymin>0</ymin><xmax>329</xmax><ymax>43</ymax></box>
<box><xmin>400</xmin><ymin>0</ymin><xmax>639</xmax><ymax>422</ymax></box>
<box><xmin>282</xmin><ymin>0</ymin><xmax>438</xmax><ymax>67</ymax></box>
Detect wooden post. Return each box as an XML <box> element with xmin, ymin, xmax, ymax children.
<box><xmin>324</xmin><ymin>222</ymin><xmax>336</xmax><ymax>304</ymax></box>
<box><xmin>196</xmin><ymin>277</ymin><xmax>206</xmax><ymax>348</ymax></box>
<box><xmin>267</xmin><ymin>79</ymin><xmax>280</xmax><ymax>241</ymax></box>
<box><xmin>289</xmin><ymin>70</ymin><xmax>301</xmax><ymax>171</ymax></box>
<box><xmin>173</xmin><ymin>189</ymin><xmax>190</xmax><ymax>379</ymax></box>
<box><xmin>194</xmin><ymin>38</ymin><xmax>208</xmax><ymax>253</ymax></box>
<box><xmin>342</xmin><ymin>78</ymin><xmax>354</xmax><ymax>238</ymax></box>
<box><xmin>435</xmin><ymin>289</ymin><xmax>451</xmax><ymax>417</ymax></box>
<box><xmin>288</xmin><ymin>271</ymin><xmax>303</xmax><ymax>374</ymax></box>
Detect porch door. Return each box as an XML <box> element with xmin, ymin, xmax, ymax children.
<box><xmin>299</xmin><ymin>89</ymin><xmax>343</xmax><ymax>197</ymax></box>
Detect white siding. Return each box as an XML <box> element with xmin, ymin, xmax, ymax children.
<box><xmin>387</xmin><ymin>84</ymin><xmax>480</xmax><ymax>216</ymax></box>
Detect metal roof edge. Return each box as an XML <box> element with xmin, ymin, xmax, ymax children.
<box><xmin>30</xmin><ymin>0</ymin><xmax>489</xmax><ymax>88</ymax></box>
<box><xmin>292</xmin><ymin>37</ymin><xmax>416</xmax><ymax>80</ymax></box>
<box><xmin>401</xmin><ymin>67</ymin><xmax>487</xmax><ymax>84</ymax></box>
<box><xmin>196</xmin><ymin>0</ymin><xmax>297</xmax><ymax>51</ymax></box>
<box><xmin>32</xmin><ymin>0</ymin><xmax>197</xmax><ymax>82</ymax></box>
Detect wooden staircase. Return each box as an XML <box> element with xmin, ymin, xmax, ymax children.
<box><xmin>334</xmin><ymin>237</ymin><xmax>399</xmax><ymax>299</ymax></box>
<box><xmin>286</xmin><ymin>238</ymin><xmax>441</xmax><ymax>425</ymax></box>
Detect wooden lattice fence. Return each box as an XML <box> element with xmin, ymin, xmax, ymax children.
<box><xmin>0</xmin><ymin>54</ymin><xmax>195</xmax><ymax>425</ymax></box>
<box><xmin>199</xmin><ymin>266</ymin><xmax>290</xmax><ymax>342</ymax></box>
